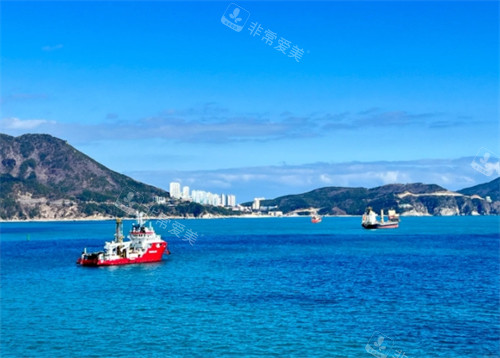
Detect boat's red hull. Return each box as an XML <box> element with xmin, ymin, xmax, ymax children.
<box><xmin>77</xmin><ymin>242</ymin><xmax>169</xmax><ymax>266</ymax></box>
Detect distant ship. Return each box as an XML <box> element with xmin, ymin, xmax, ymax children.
<box><xmin>361</xmin><ymin>207</ymin><xmax>399</xmax><ymax>229</ymax></box>
<box><xmin>77</xmin><ymin>215</ymin><xmax>170</xmax><ymax>266</ymax></box>
<box><xmin>311</xmin><ymin>215</ymin><xmax>322</xmax><ymax>224</ymax></box>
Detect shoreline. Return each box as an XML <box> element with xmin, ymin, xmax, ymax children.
<box><xmin>1</xmin><ymin>215</ymin><xmax>357</xmax><ymax>223</ymax></box>
<box><xmin>1</xmin><ymin>213</ymin><xmax>496</xmax><ymax>223</ymax></box>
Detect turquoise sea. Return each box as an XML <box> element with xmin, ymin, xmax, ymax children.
<box><xmin>1</xmin><ymin>216</ymin><xmax>499</xmax><ymax>357</ymax></box>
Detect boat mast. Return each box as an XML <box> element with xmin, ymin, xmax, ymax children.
<box><xmin>137</xmin><ymin>211</ymin><xmax>145</xmax><ymax>227</ymax></box>
<box><xmin>115</xmin><ymin>218</ymin><xmax>124</xmax><ymax>243</ymax></box>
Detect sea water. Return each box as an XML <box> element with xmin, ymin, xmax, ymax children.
<box><xmin>1</xmin><ymin>216</ymin><xmax>499</xmax><ymax>357</ymax></box>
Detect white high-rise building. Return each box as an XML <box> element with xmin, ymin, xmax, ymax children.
<box><xmin>190</xmin><ymin>189</ymin><xmax>236</xmax><ymax>207</ymax></box>
<box><xmin>191</xmin><ymin>190</ymin><xmax>200</xmax><ymax>203</ymax></box>
<box><xmin>169</xmin><ymin>182</ymin><xmax>182</xmax><ymax>199</ymax></box>
<box><xmin>192</xmin><ymin>190</ymin><xmax>209</xmax><ymax>204</ymax></box>
<box><xmin>182</xmin><ymin>186</ymin><xmax>190</xmax><ymax>199</ymax></box>
<box><xmin>252</xmin><ymin>197</ymin><xmax>265</xmax><ymax>210</ymax></box>
<box><xmin>208</xmin><ymin>193</ymin><xmax>221</xmax><ymax>206</ymax></box>
<box><xmin>227</xmin><ymin>195</ymin><xmax>236</xmax><ymax>207</ymax></box>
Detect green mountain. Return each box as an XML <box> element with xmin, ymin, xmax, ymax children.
<box><xmin>458</xmin><ymin>177</ymin><xmax>500</xmax><ymax>201</ymax></box>
<box><xmin>256</xmin><ymin>180</ymin><xmax>499</xmax><ymax>216</ymax></box>
<box><xmin>0</xmin><ymin>133</ymin><xmax>230</xmax><ymax>220</ymax></box>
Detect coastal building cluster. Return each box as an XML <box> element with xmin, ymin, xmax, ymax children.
<box><xmin>153</xmin><ymin>184</ymin><xmax>283</xmax><ymax>214</ymax></box>
<box><xmin>166</xmin><ymin>182</ymin><xmax>237</xmax><ymax>207</ymax></box>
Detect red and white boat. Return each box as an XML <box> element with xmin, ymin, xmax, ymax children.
<box><xmin>77</xmin><ymin>215</ymin><xmax>170</xmax><ymax>266</ymax></box>
<box><xmin>311</xmin><ymin>215</ymin><xmax>322</xmax><ymax>224</ymax></box>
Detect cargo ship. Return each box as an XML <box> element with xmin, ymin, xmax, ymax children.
<box><xmin>77</xmin><ymin>215</ymin><xmax>170</xmax><ymax>266</ymax></box>
<box><xmin>361</xmin><ymin>207</ymin><xmax>399</xmax><ymax>230</ymax></box>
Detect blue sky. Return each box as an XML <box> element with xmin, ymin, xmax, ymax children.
<box><xmin>1</xmin><ymin>1</ymin><xmax>499</xmax><ymax>201</ymax></box>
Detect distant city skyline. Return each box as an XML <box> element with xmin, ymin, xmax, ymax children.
<box><xmin>169</xmin><ymin>181</ymin><xmax>237</xmax><ymax>207</ymax></box>
<box><xmin>1</xmin><ymin>1</ymin><xmax>498</xmax><ymax>201</ymax></box>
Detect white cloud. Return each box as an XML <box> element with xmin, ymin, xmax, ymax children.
<box><xmin>0</xmin><ymin>93</ymin><xmax>49</xmax><ymax>104</ymax></box>
<box><xmin>374</xmin><ymin>170</ymin><xmax>406</xmax><ymax>184</ymax></box>
<box><xmin>0</xmin><ymin>117</ymin><xmax>56</xmax><ymax>130</ymax></box>
<box><xmin>1</xmin><ymin>105</ymin><xmax>460</xmax><ymax>145</ymax></box>
<box><xmin>42</xmin><ymin>44</ymin><xmax>63</xmax><ymax>52</ymax></box>
<box><xmin>125</xmin><ymin>157</ymin><xmax>495</xmax><ymax>202</ymax></box>
<box><xmin>319</xmin><ymin>174</ymin><xmax>333</xmax><ymax>184</ymax></box>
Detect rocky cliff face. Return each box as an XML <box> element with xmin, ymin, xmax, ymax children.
<box><xmin>395</xmin><ymin>190</ymin><xmax>498</xmax><ymax>216</ymax></box>
<box><xmin>260</xmin><ymin>180</ymin><xmax>500</xmax><ymax>216</ymax></box>
<box><xmin>0</xmin><ymin>133</ymin><xmax>168</xmax><ymax>220</ymax></box>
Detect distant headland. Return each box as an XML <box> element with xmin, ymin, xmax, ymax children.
<box><xmin>1</xmin><ymin>133</ymin><xmax>499</xmax><ymax>221</ymax></box>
